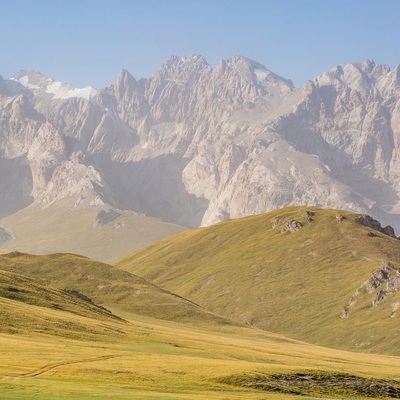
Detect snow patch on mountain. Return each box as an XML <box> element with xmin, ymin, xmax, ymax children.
<box><xmin>46</xmin><ymin>81</ymin><xmax>96</xmax><ymax>100</ymax></box>
<box><xmin>13</xmin><ymin>75</ymin><xmax>40</xmax><ymax>90</ymax></box>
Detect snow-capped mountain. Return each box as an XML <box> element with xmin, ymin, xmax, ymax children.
<box><xmin>1</xmin><ymin>55</ymin><xmax>400</xmax><ymax>230</ymax></box>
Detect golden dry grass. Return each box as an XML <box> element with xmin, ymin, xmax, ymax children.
<box><xmin>2</xmin><ymin>311</ymin><xmax>400</xmax><ymax>399</ymax></box>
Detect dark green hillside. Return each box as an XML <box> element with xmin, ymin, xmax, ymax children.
<box><xmin>115</xmin><ymin>206</ymin><xmax>400</xmax><ymax>354</ymax></box>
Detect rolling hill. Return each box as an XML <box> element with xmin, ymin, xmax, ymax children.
<box><xmin>2</xmin><ymin>227</ymin><xmax>400</xmax><ymax>398</ymax></box>
<box><xmin>0</xmin><ymin>251</ymin><xmax>231</xmax><ymax>326</ymax></box>
<box><xmin>115</xmin><ymin>206</ymin><xmax>400</xmax><ymax>354</ymax></box>
<box><xmin>0</xmin><ymin>268</ymin><xmax>125</xmax><ymax>340</ymax></box>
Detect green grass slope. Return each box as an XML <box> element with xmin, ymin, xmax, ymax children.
<box><xmin>0</xmin><ymin>252</ymin><xmax>232</xmax><ymax>327</ymax></box>
<box><xmin>0</xmin><ymin>269</ymin><xmax>119</xmax><ymax>321</ymax></box>
<box><xmin>2</xmin><ymin>234</ymin><xmax>400</xmax><ymax>398</ymax></box>
<box><xmin>0</xmin><ymin>200</ymin><xmax>186</xmax><ymax>262</ymax></box>
<box><xmin>115</xmin><ymin>206</ymin><xmax>400</xmax><ymax>354</ymax></box>
<box><xmin>0</xmin><ymin>269</ymin><xmax>125</xmax><ymax>340</ymax></box>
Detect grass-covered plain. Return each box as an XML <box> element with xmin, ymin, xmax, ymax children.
<box><xmin>115</xmin><ymin>206</ymin><xmax>400</xmax><ymax>354</ymax></box>
<box><xmin>2</xmin><ymin>311</ymin><xmax>400</xmax><ymax>400</ymax></box>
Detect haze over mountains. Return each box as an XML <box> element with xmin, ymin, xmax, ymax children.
<box><xmin>3</xmin><ymin>53</ymin><xmax>400</xmax><ymax>398</ymax></box>
<box><xmin>1</xmin><ymin>54</ymin><xmax>400</xmax><ymax>247</ymax></box>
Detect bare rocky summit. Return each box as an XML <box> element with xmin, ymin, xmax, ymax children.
<box><xmin>1</xmin><ymin>57</ymin><xmax>400</xmax><ymax>229</ymax></box>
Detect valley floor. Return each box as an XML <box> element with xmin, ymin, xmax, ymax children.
<box><xmin>2</xmin><ymin>312</ymin><xmax>400</xmax><ymax>400</ymax></box>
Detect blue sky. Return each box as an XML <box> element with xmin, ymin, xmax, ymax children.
<box><xmin>1</xmin><ymin>0</ymin><xmax>399</xmax><ymax>88</ymax></box>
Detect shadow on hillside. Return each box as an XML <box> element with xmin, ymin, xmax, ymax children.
<box><xmin>94</xmin><ymin>154</ymin><xmax>209</xmax><ymax>228</ymax></box>
<box><xmin>0</xmin><ymin>155</ymin><xmax>33</xmax><ymax>219</ymax></box>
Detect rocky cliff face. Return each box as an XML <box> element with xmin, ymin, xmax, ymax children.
<box><xmin>1</xmin><ymin>56</ymin><xmax>400</xmax><ymax>229</ymax></box>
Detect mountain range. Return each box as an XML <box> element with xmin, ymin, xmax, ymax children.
<box><xmin>1</xmin><ymin>55</ymin><xmax>400</xmax><ymax>257</ymax></box>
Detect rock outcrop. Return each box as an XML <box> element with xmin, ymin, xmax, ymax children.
<box><xmin>93</xmin><ymin>209</ymin><xmax>122</xmax><ymax>228</ymax></box>
<box><xmin>343</xmin><ymin>261</ymin><xmax>400</xmax><ymax>316</ymax></box>
<box><xmin>354</xmin><ymin>215</ymin><xmax>397</xmax><ymax>238</ymax></box>
<box><xmin>280</xmin><ymin>219</ymin><xmax>303</xmax><ymax>233</ymax></box>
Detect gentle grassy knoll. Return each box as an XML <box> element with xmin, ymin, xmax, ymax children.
<box><xmin>0</xmin><ymin>200</ymin><xmax>185</xmax><ymax>262</ymax></box>
<box><xmin>115</xmin><ymin>206</ymin><xmax>400</xmax><ymax>354</ymax></box>
<box><xmin>0</xmin><ymin>269</ymin><xmax>120</xmax><ymax>322</ymax></box>
<box><xmin>2</xmin><ymin>313</ymin><xmax>400</xmax><ymax>399</ymax></box>
<box><xmin>0</xmin><ymin>267</ymin><xmax>127</xmax><ymax>339</ymax></box>
<box><xmin>0</xmin><ymin>252</ymin><xmax>231</xmax><ymax>327</ymax></box>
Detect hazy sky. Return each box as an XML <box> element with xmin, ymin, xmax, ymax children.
<box><xmin>1</xmin><ymin>0</ymin><xmax>399</xmax><ymax>88</ymax></box>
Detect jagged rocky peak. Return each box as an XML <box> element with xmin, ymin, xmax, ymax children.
<box><xmin>360</xmin><ymin>59</ymin><xmax>376</xmax><ymax>72</ymax></box>
<box><xmin>13</xmin><ymin>69</ymin><xmax>47</xmax><ymax>81</ymax></box>
<box><xmin>316</xmin><ymin>64</ymin><xmax>368</xmax><ymax>91</ymax></box>
<box><xmin>11</xmin><ymin>70</ymin><xmax>97</xmax><ymax>101</ymax></box>
<box><xmin>0</xmin><ymin>77</ymin><xmax>29</xmax><ymax>98</ymax></box>
<box><xmin>154</xmin><ymin>54</ymin><xmax>211</xmax><ymax>82</ymax></box>
<box><xmin>210</xmin><ymin>55</ymin><xmax>294</xmax><ymax>103</ymax></box>
<box><xmin>223</xmin><ymin>55</ymin><xmax>293</xmax><ymax>88</ymax></box>
<box><xmin>315</xmin><ymin>59</ymin><xmax>393</xmax><ymax>91</ymax></box>
<box><xmin>11</xmin><ymin>69</ymin><xmax>52</xmax><ymax>90</ymax></box>
<box><xmin>358</xmin><ymin>59</ymin><xmax>391</xmax><ymax>77</ymax></box>
<box><xmin>115</xmin><ymin>68</ymin><xmax>138</xmax><ymax>91</ymax></box>
<box><xmin>163</xmin><ymin>54</ymin><xmax>210</xmax><ymax>69</ymax></box>
<box><xmin>112</xmin><ymin>68</ymin><xmax>141</xmax><ymax>102</ymax></box>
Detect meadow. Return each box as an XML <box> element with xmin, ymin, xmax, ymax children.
<box><xmin>2</xmin><ymin>310</ymin><xmax>400</xmax><ymax>400</ymax></box>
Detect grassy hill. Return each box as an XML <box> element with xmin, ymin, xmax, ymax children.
<box><xmin>115</xmin><ymin>206</ymin><xmax>400</xmax><ymax>354</ymax></box>
<box><xmin>1</xmin><ymin>240</ymin><xmax>400</xmax><ymax>398</ymax></box>
<box><xmin>0</xmin><ymin>268</ymin><xmax>126</xmax><ymax>340</ymax></box>
<box><xmin>0</xmin><ymin>200</ymin><xmax>186</xmax><ymax>262</ymax></box>
<box><xmin>0</xmin><ymin>252</ymin><xmax>231</xmax><ymax>327</ymax></box>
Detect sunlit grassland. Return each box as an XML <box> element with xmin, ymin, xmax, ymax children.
<box><xmin>0</xmin><ymin>252</ymin><xmax>232</xmax><ymax>326</ymax></box>
<box><xmin>115</xmin><ymin>206</ymin><xmax>400</xmax><ymax>354</ymax></box>
<box><xmin>2</xmin><ymin>311</ymin><xmax>400</xmax><ymax>400</ymax></box>
<box><xmin>2</xmin><ymin>206</ymin><xmax>400</xmax><ymax>398</ymax></box>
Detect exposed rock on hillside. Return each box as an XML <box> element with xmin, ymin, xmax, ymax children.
<box><xmin>93</xmin><ymin>209</ymin><xmax>122</xmax><ymax>228</ymax></box>
<box><xmin>271</xmin><ymin>217</ymin><xmax>283</xmax><ymax>228</ymax></box>
<box><xmin>343</xmin><ymin>261</ymin><xmax>400</xmax><ymax>316</ymax></box>
<box><xmin>364</xmin><ymin>262</ymin><xmax>392</xmax><ymax>293</ymax></box>
<box><xmin>354</xmin><ymin>215</ymin><xmax>397</xmax><ymax>238</ymax></box>
<box><xmin>336</xmin><ymin>213</ymin><xmax>344</xmax><ymax>223</ymax></box>
<box><xmin>280</xmin><ymin>219</ymin><xmax>303</xmax><ymax>233</ymax></box>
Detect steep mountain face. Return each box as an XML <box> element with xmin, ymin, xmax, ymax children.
<box><xmin>1</xmin><ymin>56</ymin><xmax>400</xmax><ymax>232</ymax></box>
